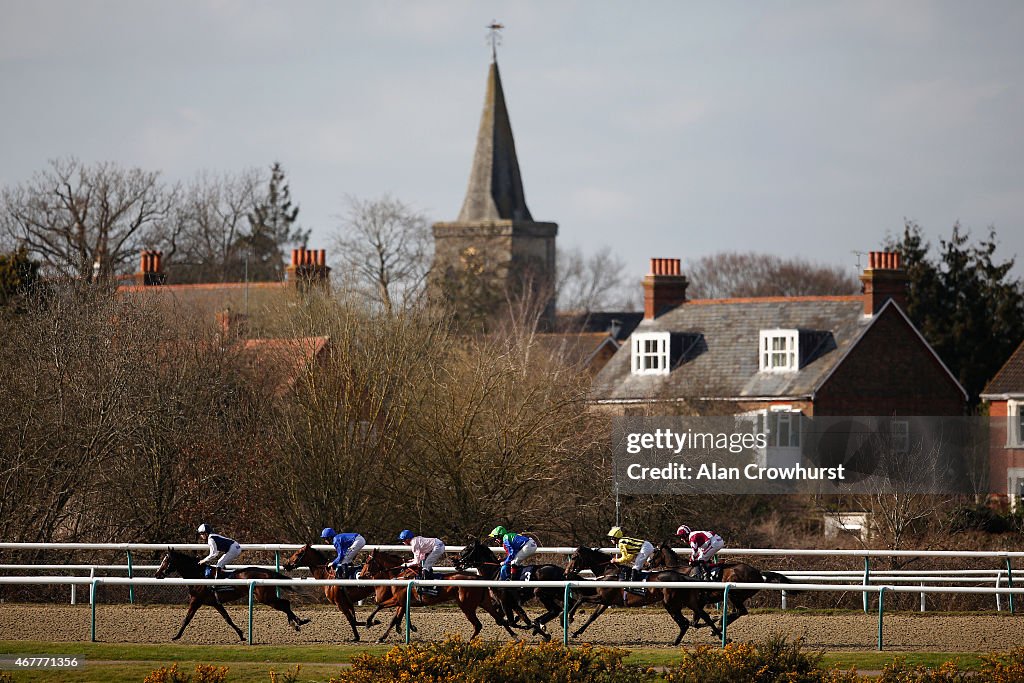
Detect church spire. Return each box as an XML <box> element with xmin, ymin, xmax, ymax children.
<box><xmin>457</xmin><ymin>57</ymin><xmax>533</xmax><ymax>222</ymax></box>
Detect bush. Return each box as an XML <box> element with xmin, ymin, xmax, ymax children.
<box><xmin>663</xmin><ymin>635</ymin><xmax>859</xmax><ymax>683</ymax></box>
<box><xmin>327</xmin><ymin>635</ymin><xmax>655</xmax><ymax>682</ymax></box>
<box><xmin>143</xmin><ymin>663</ymin><xmax>228</xmax><ymax>683</ymax></box>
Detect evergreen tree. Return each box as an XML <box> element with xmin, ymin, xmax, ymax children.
<box><xmin>239</xmin><ymin>162</ymin><xmax>310</xmax><ymax>281</ymax></box>
<box><xmin>886</xmin><ymin>221</ymin><xmax>1024</xmax><ymax>406</ymax></box>
<box><xmin>0</xmin><ymin>247</ymin><xmax>40</xmax><ymax>307</ymax></box>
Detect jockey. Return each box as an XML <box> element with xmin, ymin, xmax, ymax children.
<box><xmin>196</xmin><ymin>524</ymin><xmax>241</xmax><ymax>585</ymax></box>
<box><xmin>676</xmin><ymin>524</ymin><xmax>725</xmax><ymax>580</ymax></box>
<box><xmin>321</xmin><ymin>528</ymin><xmax>365</xmax><ymax>579</ymax></box>
<box><xmin>607</xmin><ymin>526</ymin><xmax>654</xmax><ymax>585</ymax></box>
<box><xmin>489</xmin><ymin>526</ymin><xmax>537</xmax><ymax>580</ymax></box>
<box><xmin>399</xmin><ymin>530</ymin><xmax>445</xmax><ymax>593</ymax></box>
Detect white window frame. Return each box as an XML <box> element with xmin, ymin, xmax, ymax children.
<box><xmin>1008</xmin><ymin>468</ymin><xmax>1024</xmax><ymax>512</ymax></box>
<box><xmin>631</xmin><ymin>331</ymin><xmax>671</xmax><ymax>375</ymax></box>
<box><xmin>891</xmin><ymin>420</ymin><xmax>910</xmax><ymax>454</ymax></box>
<box><xmin>759</xmin><ymin>329</ymin><xmax>799</xmax><ymax>372</ymax></box>
<box><xmin>1007</xmin><ymin>401</ymin><xmax>1024</xmax><ymax>448</ymax></box>
<box><xmin>745</xmin><ymin>406</ymin><xmax>803</xmax><ymax>468</ymax></box>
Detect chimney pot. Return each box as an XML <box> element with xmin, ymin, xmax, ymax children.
<box><xmin>860</xmin><ymin>249</ymin><xmax>908</xmax><ymax>315</ymax></box>
<box><xmin>318</xmin><ymin>249</ymin><xmax>326</xmax><ymax>267</ymax></box>
<box><xmin>643</xmin><ymin>256</ymin><xmax>689</xmax><ymax>320</ymax></box>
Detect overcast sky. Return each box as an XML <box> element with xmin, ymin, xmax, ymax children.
<box><xmin>2</xmin><ymin>2</ymin><xmax>1023</xmax><ymax>282</ymax></box>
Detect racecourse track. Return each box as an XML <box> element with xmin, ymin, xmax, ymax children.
<box><xmin>1</xmin><ymin>604</ymin><xmax>1022</xmax><ymax>652</ymax></box>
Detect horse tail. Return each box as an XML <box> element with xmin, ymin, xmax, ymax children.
<box><xmin>760</xmin><ymin>570</ymin><xmax>803</xmax><ymax>595</ymax></box>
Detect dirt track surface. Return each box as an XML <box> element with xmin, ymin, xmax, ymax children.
<box><xmin>1</xmin><ymin>603</ymin><xmax>1023</xmax><ymax>652</ymax></box>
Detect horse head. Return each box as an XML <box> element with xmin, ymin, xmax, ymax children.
<box><xmin>566</xmin><ymin>546</ymin><xmax>612</xmax><ymax>576</ymax></box>
<box><xmin>455</xmin><ymin>538</ymin><xmax>493</xmax><ymax>571</ymax></box>
<box><xmin>155</xmin><ymin>551</ymin><xmax>172</xmax><ymax>579</ymax></box>
<box><xmin>283</xmin><ymin>543</ymin><xmax>313</xmax><ymax>572</ymax></box>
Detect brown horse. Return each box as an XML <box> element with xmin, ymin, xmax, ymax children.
<box><xmin>565</xmin><ymin>546</ymin><xmax>721</xmax><ymax>645</ymax></box>
<box><xmin>649</xmin><ymin>540</ymin><xmax>797</xmax><ymax>628</ymax></box>
<box><xmin>155</xmin><ymin>550</ymin><xmax>310</xmax><ymax>641</ymax></box>
<box><xmin>283</xmin><ymin>543</ymin><xmax>373</xmax><ymax>642</ymax></box>
<box><xmin>358</xmin><ymin>548</ymin><xmax>517</xmax><ymax>643</ymax></box>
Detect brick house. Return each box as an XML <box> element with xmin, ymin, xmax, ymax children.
<box><xmin>980</xmin><ymin>339</ymin><xmax>1024</xmax><ymax>509</ymax></box>
<box><xmin>117</xmin><ymin>247</ymin><xmax>332</xmax><ymax>391</ymax></box>
<box><xmin>591</xmin><ymin>252</ymin><xmax>967</xmax><ymax>421</ymax></box>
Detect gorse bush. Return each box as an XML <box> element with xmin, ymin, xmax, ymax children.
<box><xmin>142</xmin><ymin>663</ymin><xmax>228</xmax><ymax>683</ymax></box>
<box><xmin>327</xmin><ymin>635</ymin><xmax>655</xmax><ymax>683</ymax></box>
<box><xmin>663</xmin><ymin>635</ymin><xmax>859</xmax><ymax>683</ymax></box>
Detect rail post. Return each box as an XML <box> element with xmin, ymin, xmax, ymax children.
<box><xmin>996</xmin><ymin>570</ymin><xmax>1003</xmax><ymax>611</ymax></box>
<box><xmin>562</xmin><ymin>582</ymin><xmax>572</xmax><ymax>646</ymax></box>
<box><xmin>89</xmin><ymin>568</ymin><xmax>95</xmax><ymax>605</ymax></box>
<box><xmin>404</xmin><ymin>580</ymin><xmax>415</xmax><ymax>644</ymax></box>
<box><xmin>247</xmin><ymin>580</ymin><xmax>256</xmax><ymax>645</ymax></box>
<box><xmin>275</xmin><ymin>551</ymin><xmax>281</xmax><ymax>599</ymax></box>
<box><xmin>125</xmin><ymin>550</ymin><xmax>135</xmax><ymax>604</ymax></box>
<box><xmin>920</xmin><ymin>582</ymin><xmax>925</xmax><ymax>612</ymax></box>
<box><xmin>720</xmin><ymin>584</ymin><xmax>731</xmax><ymax>648</ymax></box>
<box><xmin>1007</xmin><ymin>558</ymin><xmax>1015</xmax><ymax>615</ymax></box>
<box><xmin>90</xmin><ymin>578</ymin><xmax>99</xmax><ymax>642</ymax></box>
<box><xmin>862</xmin><ymin>557</ymin><xmax>871</xmax><ymax>613</ymax></box>
<box><xmin>877</xmin><ymin>586</ymin><xmax>886</xmax><ymax>650</ymax></box>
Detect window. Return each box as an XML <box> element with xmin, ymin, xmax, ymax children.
<box><xmin>1008</xmin><ymin>401</ymin><xmax>1024</xmax><ymax>448</ymax></box>
<box><xmin>749</xmin><ymin>407</ymin><xmax>802</xmax><ymax>448</ymax></box>
<box><xmin>1009</xmin><ymin>468</ymin><xmax>1024</xmax><ymax>512</ymax></box>
<box><xmin>631</xmin><ymin>332</ymin><xmax>670</xmax><ymax>375</ymax></box>
<box><xmin>891</xmin><ymin>420</ymin><xmax>910</xmax><ymax>454</ymax></box>
<box><xmin>759</xmin><ymin>329</ymin><xmax>799</xmax><ymax>372</ymax></box>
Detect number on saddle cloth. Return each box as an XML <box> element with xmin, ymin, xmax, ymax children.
<box><xmin>519</xmin><ymin>566</ymin><xmax>533</xmax><ymax>582</ymax></box>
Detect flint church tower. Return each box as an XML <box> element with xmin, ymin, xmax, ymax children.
<box><xmin>432</xmin><ymin>37</ymin><xmax>558</xmax><ymax>325</ymax></box>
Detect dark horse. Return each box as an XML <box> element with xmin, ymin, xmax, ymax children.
<box><xmin>565</xmin><ymin>546</ymin><xmax>722</xmax><ymax>645</ymax></box>
<box><xmin>454</xmin><ymin>538</ymin><xmax>566</xmax><ymax>641</ymax></box>
<box><xmin>649</xmin><ymin>540</ymin><xmax>798</xmax><ymax>628</ymax></box>
<box><xmin>359</xmin><ymin>548</ymin><xmax>517</xmax><ymax>643</ymax></box>
<box><xmin>283</xmin><ymin>543</ymin><xmax>373</xmax><ymax>642</ymax></box>
<box><xmin>155</xmin><ymin>550</ymin><xmax>310</xmax><ymax>641</ymax></box>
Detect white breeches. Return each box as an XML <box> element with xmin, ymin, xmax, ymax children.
<box><xmin>511</xmin><ymin>539</ymin><xmax>538</xmax><ymax>565</ymax></box>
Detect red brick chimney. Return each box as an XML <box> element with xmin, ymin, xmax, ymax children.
<box><xmin>643</xmin><ymin>258</ymin><xmax>688</xmax><ymax>320</ymax></box>
<box><xmin>285</xmin><ymin>247</ymin><xmax>330</xmax><ymax>289</ymax></box>
<box><xmin>859</xmin><ymin>250</ymin><xmax>908</xmax><ymax>316</ymax></box>
<box><xmin>133</xmin><ymin>249</ymin><xmax>166</xmax><ymax>286</ymax></box>
<box><xmin>215</xmin><ymin>309</ymin><xmax>248</xmax><ymax>341</ymax></box>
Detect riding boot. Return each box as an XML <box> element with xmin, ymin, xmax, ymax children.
<box><xmin>338</xmin><ymin>563</ymin><xmax>352</xmax><ymax>580</ymax></box>
<box><xmin>629</xmin><ymin>568</ymin><xmax>645</xmax><ymax>594</ymax></box>
<box><xmin>420</xmin><ymin>568</ymin><xmax>437</xmax><ymax>596</ymax></box>
<box><xmin>694</xmin><ymin>563</ymin><xmax>706</xmax><ymax>581</ymax></box>
<box><xmin>210</xmin><ymin>567</ymin><xmax>223</xmax><ymax>603</ymax></box>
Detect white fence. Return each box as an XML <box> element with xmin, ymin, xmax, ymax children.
<box><xmin>1</xmin><ymin>574</ymin><xmax>1023</xmax><ymax>651</ymax></box>
<box><xmin>1</xmin><ymin>543</ymin><xmax>1019</xmax><ymax>614</ymax></box>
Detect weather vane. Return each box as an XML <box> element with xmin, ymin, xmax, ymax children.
<box><xmin>487</xmin><ymin>21</ymin><xmax>504</xmax><ymax>60</ymax></box>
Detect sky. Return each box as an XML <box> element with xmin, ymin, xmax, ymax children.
<box><xmin>2</xmin><ymin>1</ymin><xmax>1023</xmax><ymax>283</ymax></box>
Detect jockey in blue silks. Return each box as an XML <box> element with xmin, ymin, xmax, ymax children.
<box><xmin>490</xmin><ymin>526</ymin><xmax>537</xmax><ymax>580</ymax></box>
<box><xmin>321</xmin><ymin>528</ymin><xmax>366</xmax><ymax>579</ymax></box>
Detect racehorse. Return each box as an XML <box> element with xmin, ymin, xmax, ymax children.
<box><xmin>649</xmin><ymin>540</ymin><xmax>798</xmax><ymax>628</ymax></box>
<box><xmin>155</xmin><ymin>550</ymin><xmax>310</xmax><ymax>641</ymax></box>
<box><xmin>358</xmin><ymin>548</ymin><xmax>517</xmax><ymax>643</ymax></box>
<box><xmin>454</xmin><ymin>538</ymin><xmax>565</xmax><ymax>640</ymax></box>
<box><xmin>564</xmin><ymin>546</ymin><xmax>721</xmax><ymax>645</ymax></box>
<box><xmin>283</xmin><ymin>543</ymin><xmax>372</xmax><ymax>642</ymax></box>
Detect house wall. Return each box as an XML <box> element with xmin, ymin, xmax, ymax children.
<box><xmin>813</xmin><ymin>307</ymin><xmax>965</xmax><ymax>416</ymax></box>
<box><xmin>987</xmin><ymin>400</ymin><xmax>1024</xmax><ymax>498</ymax></box>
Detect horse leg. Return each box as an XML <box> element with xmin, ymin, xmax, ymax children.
<box><xmin>720</xmin><ymin>591</ymin><xmax>749</xmax><ymax>629</ymax></box>
<box><xmin>265</xmin><ymin>595</ymin><xmax>307</xmax><ymax>631</ymax></box>
<box><xmin>210</xmin><ymin>601</ymin><xmax>245</xmax><ymax>642</ymax></box>
<box><xmin>337</xmin><ymin>601</ymin><xmax>361</xmax><ymax>642</ymax></box>
<box><xmin>457</xmin><ymin>596</ymin><xmax>486</xmax><ymax>640</ymax></box>
<box><xmin>171</xmin><ymin>597</ymin><xmax>203</xmax><ymax>641</ymax></box>
<box><xmin>364</xmin><ymin>604</ymin><xmax>385</xmax><ymax>630</ymax></box>
<box><xmin>665</xmin><ymin>603</ymin><xmax>691</xmax><ymax>647</ymax></box>
<box><xmin>571</xmin><ymin>603</ymin><xmax>608</xmax><ymax>639</ymax></box>
<box><xmin>478</xmin><ymin>591</ymin><xmax>517</xmax><ymax>638</ymax></box>
<box><xmin>531</xmin><ymin>592</ymin><xmax>561</xmax><ymax>641</ymax></box>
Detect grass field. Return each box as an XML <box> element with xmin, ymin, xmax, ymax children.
<box><xmin>0</xmin><ymin>640</ymin><xmax>991</xmax><ymax>682</ymax></box>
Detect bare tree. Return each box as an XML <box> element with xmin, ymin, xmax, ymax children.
<box><xmin>162</xmin><ymin>169</ymin><xmax>262</xmax><ymax>283</ymax></box>
<box><xmin>1</xmin><ymin>158</ymin><xmax>177</xmax><ymax>279</ymax></box>
<box><xmin>331</xmin><ymin>195</ymin><xmax>431</xmax><ymax>315</ymax></box>
<box><xmin>686</xmin><ymin>252</ymin><xmax>859</xmax><ymax>299</ymax></box>
<box><xmin>556</xmin><ymin>245</ymin><xmax>632</xmax><ymax>312</ymax></box>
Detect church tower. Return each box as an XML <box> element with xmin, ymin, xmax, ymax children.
<box><xmin>432</xmin><ymin>54</ymin><xmax>558</xmax><ymax>324</ymax></box>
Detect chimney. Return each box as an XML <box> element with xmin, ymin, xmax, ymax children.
<box><xmin>859</xmin><ymin>250</ymin><xmax>908</xmax><ymax>316</ymax></box>
<box><xmin>215</xmin><ymin>308</ymin><xmax>248</xmax><ymax>341</ymax></box>
<box><xmin>643</xmin><ymin>258</ymin><xmax>688</xmax><ymax>320</ymax></box>
<box><xmin>285</xmin><ymin>247</ymin><xmax>331</xmax><ymax>290</ymax></box>
<box><xmin>134</xmin><ymin>249</ymin><xmax>166</xmax><ymax>286</ymax></box>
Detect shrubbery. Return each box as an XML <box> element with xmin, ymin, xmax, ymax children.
<box><xmin>663</xmin><ymin>635</ymin><xmax>859</xmax><ymax>683</ymax></box>
<box><xmin>327</xmin><ymin>635</ymin><xmax>654</xmax><ymax>683</ymax></box>
<box><xmin>142</xmin><ymin>663</ymin><xmax>228</xmax><ymax>683</ymax></box>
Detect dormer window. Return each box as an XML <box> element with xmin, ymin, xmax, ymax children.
<box><xmin>632</xmin><ymin>332</ymin><xmax>670</xmax><ymax>375</ymax></box>
<box><xmin>760</xmin><ymin>329</ymin><xmax>798</xmax><ymax>372</ymax></box>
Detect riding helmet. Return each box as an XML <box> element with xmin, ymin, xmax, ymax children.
<box><xmin>607</xmin><ymin>526</ymin><xmax>624</xmax><ymax>539</ymax></box>
<box><xmin>321</xmin><ymin>527</ymin><xmax>336</xmax><ymax>539</ymax></box>
<box><xmin>676</xmin><ymin>525</ymin><xmax>691</xmax><ymax>537</ymax></box>
<box><xmin>197</xmin><ymin>523</ymin><xmax>212</xmax><ymax>535</ymax></box>
<box><xmin>398</xmin><ymin>529</ymin><xmax>414</xmax><ymax>541</ymax></box>
<box><xmin>489</xmin><ymin>526</ymin><xmax>507</xmax><ymax>539</ymax></box>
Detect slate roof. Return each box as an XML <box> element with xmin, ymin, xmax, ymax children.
<box><xmin>982</xmin><ymin>338</ymin><xmax>1024</xmax><ymax>397</ymax></box>
<box><xmin>590</xmin><ymin>296</ymin><xmax>871</xmax><ymax>402</ymax></box>
<box><xmin>555</xmin><ymin>311</ymin><xmax>644</xmax><ymax>342</ymax></box>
